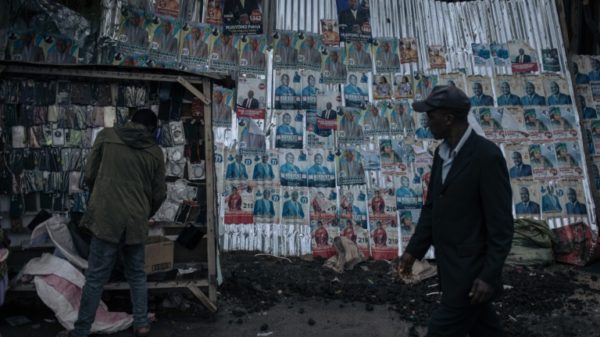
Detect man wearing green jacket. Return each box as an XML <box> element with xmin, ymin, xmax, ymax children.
<box><xmin>71</xmin><ymin>109</ymin><xmax>166</xmax><ymax>337</ymax></box>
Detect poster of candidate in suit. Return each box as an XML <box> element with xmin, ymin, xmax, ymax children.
<box><xmin>118</xmin><ymin>8</ymin><xmax>150</xmax><ymax>49</ymax></box>
<box><xmin>223</xmin><ymin>0</ymin><xmax>263</xmax><ymax>34</ymax></box>
<box><xmin>466</xmin><ymin>75</ymin><xmax>494</xmax><ymax>107</ymax></box>
<box><xmin>472</xmin><ymin>43</ymin><xmax>491</xmax><ymax>66</ymax></box>
<box><xmin>322</xmin><ymin>47</ymin><xmax>347</xmax><ymax>84</ymax></box>
<box><xmin>344</xmin><ymin>72</ymin><xmax>369</xmax><ymax>108</ymax></box>
<box><xmin>529</xmin><ymin>143</ymin><xmax>558</xmax><ymax>179</ymax></box>
<box><xmin>306</xmin><ymin>92</ymin><xmax>336</xmax><ymax>149</ymax></box>
<box><xmin>210</xmin><ymin>32</ymin><xmax>239</xmax><ymax>72</ymax></box>
<box><xmin>577</xmin><ymin>86</ymin><xmax>597</xmax><ymax>119</ymax></box>
<box><xmin>414</xmin><ymin>112</ymin><xmax>433</xmax><ymax>139</ymax></box>
<box><xmin>336</xmin><ymin>0</ymin><xmax>371</xmax><ymax>42</ymax></box>
<box><xmin>149</xmin><ymin>16</ymin><xmax>181</xmax><ymax>67</ymax></box>
<box><xmin>389</xmin><ymin>100</ymin><xmax>415</xmax><ymax>135</ymax></box>
<box><xmin>490</xmin><ymin>42</ymin><xmax>510</xmax><ymax>66</ymax></box>
<box><xmin>275</xmin><ymin>111</ymin><xmax>304</xmax><ymax>149</ymax></box>
<box><xmin>542</xmin><ymin>48</ymin><xmax>560</xmax><ymax>72</ymax></box>
<box><xmin>414</xmin><ymin>73</ymin><xmax>438</xmax><ymax>100</ymax></box>
<box><xmin>393</xmin><ymin>73</ymin><xmax>414</xmax><ymax>100</ymax></box>
<box><xmin>281</xmin><ymin>187</ymin><xmax>309</xmax><ymax>225</ymax></box>
<box><xmin>555</xmin><ymin>142</ymin><xmax>583</xmax><ymax>178</ymax></box>
<box><xmin>225</xmin><ymin>152</ymin><xmax>251</xmax><ymax>183</ymax></box>
<box><xmin>495</xmin><ymin>75</ymin><xmax>524</xmax><ymax>106</ymax></box>
<box><xmin>274</xmin><ymin>69</ymin><xmax>301</xmax><ymax>109</ymax></box>
<box><xmin>540</xmin><ymin>182</ymin><xmax>564</xmax><ymax>217</ymax></box>
<box><xmin>346</xmin><ymin>40</ymin><xmax>373</xmax><ymax>71</ymax></box>
<box><xmin>438</xmin><ymin>72</ymin><xmax>466</xmax><ymax>93</ymax></box>
<box><xmin>543</xmin><ymin>75</ymin><xmax>573</xmax><ymax>106</ymax></box>
<box><xmin>373</xmin><ymin>39</ymin><xmax>400</xmax><ymax>73</ymax></box>
<box><xmin>320</xmin><ymin>19</ymin><xmax>340</xmax><ymax>47</ymax></box>
<box><xmin>520</xmin><ymin>76</ymin><xmax>547</xmax><ymax>106</ymax></box>
<box><xmin>572</xmin><ymin>55</ymin><xmax>592</xmax><ymax>84</ymax></box>
<box><xmin>273</xmin><ymin>31</ymin><xmax>299</xmax><ymax>68</ymax></box>
<box><xmin>504</xmin><ymin>144</ymin><xmax>533</xmax><ymax>180</ymax></box>
<box><xmin>562</xmin><ymin>179</ymin><xmax>588</xmax><ymax>217</ymax></box>
<box><xmin>399</xmin><ymin>209</ymin><xmax>422</xmax><ymax>255</ymax></box>
<box><xmin>512</xmin><ymin>181</ymin><xmax>541</xmax><ymax>218</ymax></box>
<box><xmin>307</xmin><ymin>149</ymin><xmax>336</xmax><ymax>188</ymax></box>
<box><xmin>301</xmin><ymin>70</ymin><xmax>322</xmax><ymax>110</ymax></box>
<box><xmin>223</xmin><ymin>184</ymin><xmax>255</xmax><ymax>224</ymax></box>
<box><xmin>394</xmin><ymin>175</ymin><xmax>423</xmax><ymax>210</ymax></box>
<box><xmin>362</xmin><ymin>102</ymin><xmax>390</xmax><ymax>136</ymax></box>
<box><xmin>372</xmin><ymin>74</ymin><xmax>393</xmax><ymax>100</ymax></box>
<box><xmin>180</xmin><ymin>23</ymin><xmax>211</xmax><ymax>72</ymax></box>
<box><xmin>238</xmin><ymin>34</ymin><xmax>267</xmax><ymax>74</ymax></box>
<box><xmin>212</xmin><ymin>86</ymin><xmax>234</xmax><ymax>128</ymax></box>
<box><xmin>298</xmin><ymin>33</ymin><xmax>323</xmax><ymax>71</ymax></box>
<box><xmin>250</xmin><ymin>151</ymin><xmax>279</xmax><ymax>185</ymax></box>
<box><xmin>337</xmin><ymin>148</ymin><xmax>366</xmax><ymax>186</ymax></box>
<box><xmin>279</xmin><ymin>149</ymin><xmax>308</xmax><ymax>186</ymax></box>
<box><xmin>509</xmin><ymin>41</ymin><xmax>539</xmax><ymax>73</ymax></box>
<box><xmin>337</xmin><ymin>108</ymin><xmax>364</xmax><ymax>144</ymax></box>
<box><xmin>236</xmin><ymin>75</ymin><xmax>267</xmax><ymax>115</ymax></box>
<box><xmin>399</xmin><ymin>38</ymin><xmax>418</xmax><ymax>64</ymax></box>
<box><xmin>501</xmin><ymin>107</ymin><xmax>527</xmax><ymax>142</ymax></box>
<box><xmin>238</xmin><ymin>116</ymin><xmax>266</xmax><ymax>155</ymax></box>
<box><xmin>205</xmin><ymin>0</ymin><xmax>224</xmax><ymax>25</ymax></box>
<box><xmin>427</xmin><ymin>45</ymin><xmax>446</xmax><ymax>70</ymax></box>
<box><xmin>253</xmin><ymin>187</ymin><xmax>280</xmax><ymax>224</ymax></box>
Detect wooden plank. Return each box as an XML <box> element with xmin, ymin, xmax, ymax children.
<box><xmin>202</xmin><ymin>79</ymin><xmax>218</xmax><ymax>304</ymax></box>
<box><xmin>187</xmin><ymin>285</ymin><xmax>217</xmax><ymax>313</ymax></box>
<box><xmin>10</xmin><ymin>279</ymin><xmax>209</xmax><ymax>292</ymax></box>
<box><xmin>177</xmin><ymin>76</ymin><xmax>210</xmax><ymax>105</ymax></box>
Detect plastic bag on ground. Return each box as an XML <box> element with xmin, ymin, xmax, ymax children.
<box><xmin>323</xmin><ymin>237</ymin><xmax>366</xmax><ymax>273</ymax></box>
<box><xmin>396</xmin><ymin>259</ymin><xmax>437</xmax><ymax>284</ymax></box>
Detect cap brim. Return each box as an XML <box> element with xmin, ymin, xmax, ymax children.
<box><xmin>412</xmin><ymin>100</ymin><xmax>435</xmax><ymax>112</ymax></box>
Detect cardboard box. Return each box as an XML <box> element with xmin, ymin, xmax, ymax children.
<box><xmin>145</xmin><ymin>236</ymin><xmax>174</xmax><ymax>274</ymax></box>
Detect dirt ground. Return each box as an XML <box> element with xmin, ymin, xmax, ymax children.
<box><xmin>2</xmin><ymin>252</ymin><xmax>600</xmax><ymax>337</ymax></box>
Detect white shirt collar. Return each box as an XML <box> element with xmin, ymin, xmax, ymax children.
<box><xmin>438</xmin><ymin>125</ymin><xmax>473</xmax><ymax>161</ymax></box>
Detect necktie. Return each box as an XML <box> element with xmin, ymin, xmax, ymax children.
<box><xmin>246</xmin><ymin>98</ymin><xmax>251</xmax><ymax>108</ymax></box>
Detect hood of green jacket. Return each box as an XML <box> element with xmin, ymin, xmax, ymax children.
<box><xmin>115</xmin><ymin>122</ymin><xmax>156</xmax><ymax>149</ymax></box>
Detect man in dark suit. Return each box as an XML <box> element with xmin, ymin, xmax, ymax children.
<box><xmin>509</xmin><ymin>151</ymin><xmax>532</xmax><ymax>178</ymax></box>
<box><xmin>320</xmin><ymin>102</ymin><xmax>337</xmax><ymax>120</ymax></box>
<box><xmin>399</xmin><ymin>85</ymin><xmax>513</xmax><ymax>336</ymax></box>
<box><xmin>224</xmin><ymin>0</ymin><xmax>260</xmax><ymax>25</ymax></box>
<box><xmin>515</xmin><ymin>48</ymin><xmax>531</xmax><ymax>64</ymax></box>
<box><xmin>240</xmin><ymin>90</ymin><xmax>259</xmax><ymax>109</ymax></box>
<box><xmin>338</xmin><ymin>0</ymin><xmax>369</xmax><ymax>35</ymax></box>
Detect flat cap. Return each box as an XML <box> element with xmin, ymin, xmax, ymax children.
<box><xmin>412</xmin><ymin>85</ymin><xmax>471</xmax><ymax>114</ymax></box>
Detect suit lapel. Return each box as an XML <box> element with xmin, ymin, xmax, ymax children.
<box><xmin>441</xmin><ymin>132</ymin><xmax>477</xmax><ymax>193</ymax></box>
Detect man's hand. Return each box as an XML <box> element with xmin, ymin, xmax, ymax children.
<box><xmin>469</xmin><ymin>278</ymin><xmax>495</xmax><ymax>304</ymax></box>
<box><xmin>398</xmin><ymin>252</ymin><xmax>416</xmax><ymax>277</ymax></box>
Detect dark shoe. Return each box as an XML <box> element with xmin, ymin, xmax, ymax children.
<box><xmin>133</xmin><ymin>326</ymin><xmax>151</xmax><ymax>337</ymax></box>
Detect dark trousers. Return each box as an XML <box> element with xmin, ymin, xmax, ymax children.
<box><xmin>426</xmin><ymin>302</ymin><xmax>504</xmax><ymax>337</ymax></box>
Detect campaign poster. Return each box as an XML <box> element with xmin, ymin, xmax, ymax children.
<box><xmin>466</xmin><ymin>75</ymin><xmax>494</xmax><ymax>107</ymax></box>
<box><xmin>306</xmin><ymin>108</ymin><xmax>335</xmax><ymax>149</ymax></box>
<box><xmin>223</xmin><ymin>0</ymin><xmax>263</xmax><ymax>34</ymax></box>
<box><xmin>520</xmin><ymin>75</ymin><xmax>547</xmax><ymax>106</ymax></box>
<box><xmin>555</xmin><ymin>142</ymin><xmax>583</xmax><ymax>178</ymax></box>
<box><xmin>297</xmin><ymin>32</ymin><xmax>323</xmax><ymax>71</ymax></box>
<box><xmin>45</xmin><ymin>36</ymin><xmax>78</xmax><ymax>65</ymax></box>
<box><xmin>204</xmin><ymin>0</ymin><xmax>224</xmax><ymax>25</ymax></box>
<box><xmin>279</xmin><ymin>149</ymin><xmax>308</xmax><ymax>187</ymax></box>
<box><xmin>539</xmin><ymin>181</ymin><xmax>564</xmax><ymax>218</ymax></box>
<box><xmin>224</xmin><ymin>151</ymin><xmax>252</xmax><ymax>183</ymax></box>
<box><xmin>509</xmin><ymin>41</ymin><xmax>539</xmax><ymax>73</ymax></box>
<box><xmin>512</xmin><ymin>180</ymin><xmax>541</xmax><ymax>218</ymax></box>
<box><xmin>6</xmin><ymin>31</ymin><xmax>45</xmax><ymax>63</ymax></box>
<box><xmin>273</xmin><ymin>31</ymin><xmax>298</xmax><ymax>68</ymax></box>
<box><xmin>523</xmin><ymin>107</ymin><xmax>552</xmax><ymax>142</ymax></box>
<box><xmin>393</xmin><ymin>73</ymin><xmax>414</xmax><ymax>99</ymax></box>
<box><xmin>399</xmin><ymin>38</ymin><xmax>418</xmax><ymax>64</ymax></box>
<box><xmin>547</xmin><ymin>106</ymin><xmax>577</xmax><ymax>141</ymax></box>
<box><xmin>372</xmin><ymin>74</ymin><xmax>393</xmax><ymax>100</ymax></box>
<box><xmin>399</xmin><ymin>209</ymin><xmax>420</xmax><ymax>255</ymax></box>
<box><xmin>212</xmin><ymin>86</ymin><xmax>234</xmax><ymax>128</ymax></box>
<box><xmin>427</xmin><ymin>45</ymin><xmax>446</xmax><ymax>69</ymax></box>
<box><xmin>504</xmin><ymin>143</ymin><xmax>534</xmax><ymax>180</ymax></box>
<box><xmin>561</xmin><ymin>179</ymin><xmax>588</xmax><ymax>217</ymax></box>
<box><xmin>389</xmin><ymin>100</ymin><xmax>415</xmax><ymax>135</ymax></box>
<box><xmin>583</xmin><ymin>121</ymin><xmax>596</xmax><ymax>155</ymax></box>
<box><xmin>414</xmin><ymin>152</ymin><xmax>433</xmax><ymax>202</ymax></box>
<box><xmin>250</xmin><ymin>150</ymin><xmax>280</xmax><ymax>185</ymax></box>
<box><xmin>490</xmin><ymin>42</ymin><xmax>510</xmax><ymax>66</ymax></box>
<box><xmin>314</xmin><ymin>89</ymin><xmax>340</xmax><ymax>135</ymax></box>
<box><xmin>117</xmin><ymin>8</ymin><xmax>150</xmax><ymax>52</ymax></box>
<box><xmin>472</xmin><ymin>43</ymin><xmax>491</xmax><ymax>65</ymax></box>
<box><xmin>394</xmin><ymin>174</ymin><xmax>423</xmax><ymax>210</ymax></box>
<box><xmin>148</xmin><ymin>16</ymin><xmax>181</xmax><ymax>68</ymax></box>
<box><xmin>337</xmin><ymin>148</ymin><xmax>366</xmax><ymax>185</ymax></box>
<box><xmin>320</xmin><ymin>19</ymin><xmax>340</xmax><ymax>47</ymax></box>
<box><xmin>369</xmin><ymin>187</ymin><xmax>399</xmax><ymax>260</ymax></box>
<box><xmin>362</xmin><ymin>102</ymin><xmax>390</xmax><ymax>136</ymax></box>
<box><xmin>210</xmin><ymin>31</ymin><xmax>239</xmax><ymax>72</ymax></box>
<box><xmin>236</xmin><ymin>74</ymin><xmax>266</xmax><ymax>115</ymax></box>
<box><xmin>592</xmin><ymin>120</ymin><xmax>600</xmax><ymax>154</ymax></box>
<box><xmin>438</xmin><ymin>72</ymin><xmax>466</xmax><ymax>93</ymax></box>
<box><xmin>529</xmin><ymin>143</ymin><xmax>559</xmax><ymax>179</ymax></box>
<box><xmin>345</xmin><ymin>40</ymin><xmax>373</xmax><ymax>72</ymax></box>
<box><xmin>477</xmin><ymin>107</ymin><xmax>503</xmax><ymax>142</ymax></box>
<box><xmin>362</xmin><ymin>149</ymin><xmax>381</xmax><ymax>171</ymax></box>
<box><xmin>180</xmin><ymin>23</ymin><xmax>211</xmax><ymax>72</ymax></box>
<box><xmin>414</xmin><ymin>112</ymin><xmax>433</xmax><ymax>139</ymax></box>
<box><xmin>306</xmin><ymin>149</ymin><xmax>336</xmax><ymax>188</ymax></box>
<box><xmin>337</xmin><ymin>107</ymin><xmax>364</xmax><ymax>144</ymax></box>
<box><xmin>541</xmin><ymin>48</ymin><xmax>560</xmax><ymax>72</ymax></box>
<box><xmin>572</xmin><ymin>55</ymin><xmax>592</xmax><ymax>84</ymax></box>
<box><xmin>223</xmin><ymin>183</ymin><xmax>254</xmax><ymax>224</ymax></box>
<box><xmin>274</xmin><ymin>69</ymin><xmax>301</xmax><ymax>109</ymax></box>
<box><xmin>237</xmin><ymin>115</ymin><xmax>265</xmax><ymax>155</ymax></box>
<box><xmin>275</xmin><ymin>110</ymin><xmax>304</xmax><ymax>149</ymax></box>
<box><xmin>280</xmin><ymin>187</ymin><xmax>309</xmax><ymax>225</ymax></box>
<box><xmin>372</xmin><ymin>38</ymin><xmax>400</xmax><ymax>73</ymax></box>
<box><xmin>110</xmin><ymin>50</ymin><xmax>148</xmax><ymax>68</ymax></box>
<box><xmin>322</xmin><ymin>47</ymin><xmax>347</xmax><ymax>84</ymax></box>
<box><xmin>501</xmin><ymin>107</ymin><xmax>527</xmax><ymax>143</ymax></box>
<box><xmin>592</xmin><ymin>81</ymin><xmax>600</xmax><ymax>103</ymax></box>
<box><xmin>543</xmin><ymin>75</ymin><xmax>573</xmax><ymax>106</ymax></box>
<box><xmin>576</xmin><ymin>85</ymin><xmax>598</xmax><ymax>119</ymax></box>
<box><xmin>252</xmin><ymin>186</ymin><xmax>281</xmax><ymax>224</ymax></box>
<box><xmin>238</xmin><ymin>34</ymin><xmax>267</xmax><ymax>74</ymax></box>
<box><xmin>495</xmin><ymin>75</ymin><xmax>524</xmax><ymax>107</ymax></box>
<box><xmin>344</xmin><ymin>72</ymin><xmax>369</xmax><ymax>108</ymax></box>
<box><xmin>336</xmin><ymin>0</ymin><xmax>371</xmax><ymax>42</ymax></box>
<box><xmin>310</xmin><ymin>187</ymin><xmax>339</xmax><ymax>258</ymax></box>
<box><xmin>338</xmin><ymin>186</ymin><xmax>369</xmax><ymax>254</ymax></box>
<box><xmin>414</xmin><ymin>73</ymin><xmax>438</xmax><ymax>101</ymax></box>
<box><xmin>301</xmin><ymin>70</ymin><xmax>322</xmax><ymax>110</ymax></box>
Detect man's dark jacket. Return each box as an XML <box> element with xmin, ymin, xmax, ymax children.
<box><xmin>405</xmin><ymin>132</ymin><xmax>514</xmax><ymax>307</ymax></box>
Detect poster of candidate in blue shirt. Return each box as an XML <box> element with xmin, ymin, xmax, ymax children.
<box><xmin>344</xmin><ymin>72</ymin><xmax>369</xmax><ymax>108</ymax></box>
<box><xmin>307</xmin><ymin>149</ymin><xmax>336</xmax><ymax>188</ymax></box>
<box><xmin>274</xmin><ymin>69</ymin><xmax>301</xmax><ymax>109</ymax></box>
<box><xmin>279</xmin><ymin>149</ymin><xmax>308</xmax><ymax>187</ymax></box>
<box><xmin>252</xmin><ymin>187</ymin><xmax>280</xmax><ymax>224</ymax></box>
<box><xmin>250</xmin><ymin>151</ymin><xmax>279</xmax><ymax>185</ymax></box>
<box><xmin>472</xmin><ymin>43</ymin><xmax>491</xmax><ymax>66</ymax></box>
<box><xmin>281</xmin><ymin>187</ymin><xmax>309</xmax><ymax>225</ymax></box>
<box><xmin>275</xmin><ymin>111</ymin><xmax>304</xmax><ymax>149</ymax></box>
<box><xmin>543</xmin><ymin>76</ymin><xmax>573</xmax><ymax>106</ymax></box>
<box><xmin>490</xmin><ymin>42</ymin><xmax>509</xmax><ymax>66</ymax></box>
